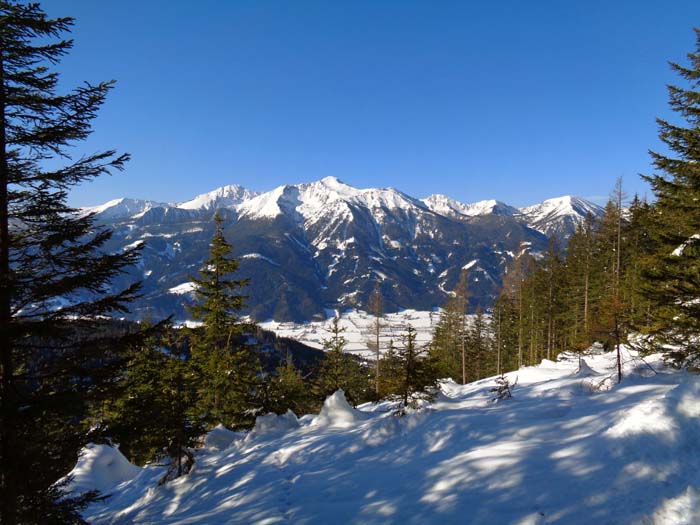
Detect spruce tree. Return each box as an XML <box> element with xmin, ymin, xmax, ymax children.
<box><xmin>429</xmin><ymin>269</ymin><xmax>469</xmax><ymax>382</ymax></box>
<box><xmin>189</xmin><ymin>213</ymin><xmax>257</xmax><ymax>428</ymax></box>
<box><xmin>0</xmin><ymin>4</ymin><xmax>143</xmax><ymax>523</ymax></box>
<box><xmin>377</xmin><ymin>339</ymin><xmax>403</xmax><ymax>398</ymax></box>
<box><xmin>264</xmin><ymin>355</ymin><xmax>315</xmax><ymax>416</ymax></box>
<box><xmin>99</xmin><ymin>327</ymin><xmax>204</xmax><ymax>478</ymax></box>
<box><xmin>640</xmin><ymin>28</ymin><xmax>700</xmax><ymax>366</ymax></box>
<box><xmin>391</xmin><ymin>324</ymin><xmax>436</xmax><ymax>415</ymax></box>
<box><xmin>315</xmin><ymin>316</ymin><xmax>371</xmax><ymax>406</ymax></box>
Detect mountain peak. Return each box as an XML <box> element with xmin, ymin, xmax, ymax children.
<box><xmin>518</xmin><ymin>195</ymin><xmax>603</xmax><ymax>236</ymax></box>
<box><xmin>422</xmin><ymin>194</ymin><xmax>517</xmax><ymax>218</ymax></box>
<box><xmin>177</xmin><ymin>184</ymin><xmax>258</xmax><ymax>211</ymax></box>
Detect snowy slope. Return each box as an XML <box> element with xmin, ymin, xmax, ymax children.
<box><xmin>80</xmin><ymin>197</ymin><xmax>166</xmax><ymax>220</ymax></box>
<box><xmin>68</xmin><ymin>347</ymin><xmax>700</xmax><ymax>525</ymax></box>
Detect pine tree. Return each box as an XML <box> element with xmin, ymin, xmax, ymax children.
<box><xmin>189</xmin><ymin>213</ymin><xmax>257</xmax><ymax>428</ymax></box>
<box><xmin>640</xmin><ymin>29</ymin><xmax>700</xmax><ymax>366</ymax></box>
<box><xmin>0</xmin><ymin>4</ymin><xmax>143</xmax><ymax>523</ymax></box>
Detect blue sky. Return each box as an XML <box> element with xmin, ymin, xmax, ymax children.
<box><xmin>47</xmin><ymin>1</ymin><xmax>700</xmax><ymax>208</ymax></box>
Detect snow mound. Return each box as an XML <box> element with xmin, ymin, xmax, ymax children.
<box><xmin>203</xmin><ymin>424</ymin><xmax>240</xmax><ymax>451</ymax></box>
<box><xmin>576</xmin><ymin>358</ymin><xmax>597</xmax><ymax>377</ymax></box>
<box><xmin>246</xmin><ymin>410</ymin><xmax>300</xmax><ymax>441</ymax></box>
<box><xmin>65</xmin><ymin>444</ymin><xmax>141</xmax><ymax>495</ymax></box>
<box><xmin>312</xmin><ymin>389</ymin><xmax>368</xmax><ymax>428</ymax></box>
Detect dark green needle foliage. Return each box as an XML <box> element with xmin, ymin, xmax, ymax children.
<box><xmin>640</xmin><ymin>29</ymin><xmax>700</xmax><ymax>367</ymax></box>
<box><xmin>315</xmin><ymin>316</ymin><xmax>372</xmax><ymax>407</ymax></box>
<box><xmin>97</xmin><ymin>326</ymin><xmax>205</xmax><ymax>481</ymax></box>
<box><xmin>390</xmin><ymin>324</ymin><xmax>436</xmax><ymax>415</ymax></box>
<box><xmin>189</xmin><ymin>213</ymin><xmax>259</xmax><ymax>428</ymax></box>
<box><xmin>0</xmin><ymin>3</ymin><xmax>144</xmax><ymax>523</ymax></box>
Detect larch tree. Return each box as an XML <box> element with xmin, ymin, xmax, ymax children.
<box><xmin>0</xmin><ymin>3</ymin><xmax>144</xmax><ymax>523</ymax></box>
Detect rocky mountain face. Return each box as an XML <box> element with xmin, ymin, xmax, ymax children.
<box><xmin>88</xmin><ymin>177</ymin><xmax>603</xmax><ymax>322</ymax></box>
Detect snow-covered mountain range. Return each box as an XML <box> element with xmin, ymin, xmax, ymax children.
<box><xmin>85</xmin><ymin>177</ymin><xmax>603</xmax><ymax>322</ymax></box>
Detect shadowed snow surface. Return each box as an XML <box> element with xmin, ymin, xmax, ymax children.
<box><xmin>67</xmin><ymin>347</ymin><xmax>700</xmax><ymax>524</ymax></box>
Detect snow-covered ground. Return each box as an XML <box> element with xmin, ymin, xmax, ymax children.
<box><xmin>260</xmin><ymin>309</ymin><xmax>443</xmax><ymax>357</ymax></box>
<box><xmin>67</xmin><ymin>347</ymin><xmax>700</xmax><ymax>524</ymax></box>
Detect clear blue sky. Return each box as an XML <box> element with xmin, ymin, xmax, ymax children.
<box><xmin>47</xmin><ymin>0</ymin><xmax>700</xmax><ymax>208</ymax></box>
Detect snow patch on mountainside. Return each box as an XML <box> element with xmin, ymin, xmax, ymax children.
<box><xmin>66</xmin><ymin>347</ymin><xmax>700</xmax><ymax>525</ymax></box>
<box><xmin>167</xmin><ymin>282</ymin><xmax>197</xmax><ymax>295</ymax></box>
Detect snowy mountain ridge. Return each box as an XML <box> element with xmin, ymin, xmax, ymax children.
<box><xmin>78</xmin><ymin>178</ymin><xmax>604</xmax><ymax>322</ymax></box>
<box><xmin>66</xmin><ymin>346</ymin><xmax>700</xmax><ymax>525</ymax></box>
<box><xmin>82</xmin><ymin>177</ymin><xmax>602</xmax><ymax>232</ymax></box>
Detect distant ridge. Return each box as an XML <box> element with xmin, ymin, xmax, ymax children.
<box><xmin>82</xmin><ymin>178</ymin><xmax>604</xmax><ymax>322</ymax></box>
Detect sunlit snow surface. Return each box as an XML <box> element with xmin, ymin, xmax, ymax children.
<box><xmin>68</xmin><ymin>347</ymin><xmax>700</xmax><ymax>525</ymax></box>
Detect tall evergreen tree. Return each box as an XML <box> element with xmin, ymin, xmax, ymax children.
<box><xmin>189</xmin><ymin>213</ymin><xmax>257</xmax><ymax>428</ymax></box>
<box><xmin>0</xmin><ymin>4</ymin><xmax>143</xmax><ymax>523</ymax></box>
<box><xmin>640</xmin><ymin>28</ymin><xmax>700</xmax><ymax>366</ymax></box>
<box><xmin>429</xmin><ymin>270</ymin><xmax>469</xmax><ymax>383</ymax></box>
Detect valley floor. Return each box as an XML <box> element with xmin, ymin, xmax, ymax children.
<box><xmin>68</xmin><ymin>347</ymin><xmax>700</xmax><ymax>524</ymax></box>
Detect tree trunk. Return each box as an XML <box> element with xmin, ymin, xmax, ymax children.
<box><xmin>0</xmin><ymin>46</ymin><xmax>17</xmax><ymax>525</ymax></box>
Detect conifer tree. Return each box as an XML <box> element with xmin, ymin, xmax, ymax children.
<box><xmin>377</xmin><ymin>339</ymin><xmax>403</xmax><ymax>398</ymax></box>
<box><xmin>264</xmin><ymin>355</ymin><xmax>315</xmax><ymax>416</ymax></box>
<box><xmin>391</xmin><ymin>324</ymin><xmax>436</xmax><ymax>415</ymax></box>
<box><xmin>467</xmin><ymin>306</ymin><xmax>493</xmax><ymax>379</ymax></box>
<box><xmin>640</xmin><ymin>29</ymin><xmax>700</xmax><ymax>366</ymax></box>
<box><xmin>0</xmin><ymin>4</ymin><xmax>143</xmax><ymax>523</ymax></box>
<box><xmin>429</xmin><ymin>270</ymin><xmax>469</xmax><ymax>382</ymax></box>
<box><xmin>99</xmin><ymin>327</ymin><xmax>204</xmax><ymax>477</ymax></box>
<box><xmin>189</xmin><ymin>213</ymin><xmax>257</xmax><ymax>428</ymax></box>
<box><xmin>315</xmin><ymin>316</ymin><xmax>371</xmax><ymax>406</ymax></box>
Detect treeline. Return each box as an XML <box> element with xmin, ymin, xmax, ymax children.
<box><xmin>492</xmin><ymin>187</ymin><xmax>655</xmax><ymax>373</ymax></box>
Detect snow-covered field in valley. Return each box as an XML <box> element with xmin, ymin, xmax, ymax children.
<box><xmin>67</xmin><ymin>347</ymin><xmax>700</xmax><ymax>524</ymax></box>
<box><xmin>260</xmin><ymin>309</ymin><xmax>442</xmax><ymax>357</ymax></box>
